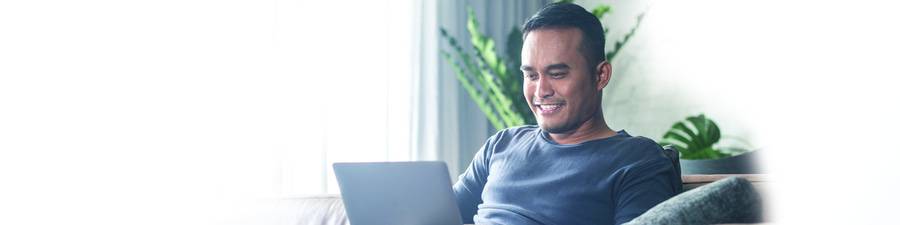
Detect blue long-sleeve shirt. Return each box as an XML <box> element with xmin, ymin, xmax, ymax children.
<box><xmin>453</xmin><ymin>126</ymin><xmax>681</xmax><ymax>225</ymax></box>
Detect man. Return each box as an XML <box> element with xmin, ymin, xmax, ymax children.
<box><xmin>453</xmin><ymin>3</ymin><xmax>681</xmax><ymax>225</ymax></box>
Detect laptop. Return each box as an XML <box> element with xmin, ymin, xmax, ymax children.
<box><xmin>333</xmin><ymin>161</ymin><xmax>464</xmax><ymax>225</ymax></box>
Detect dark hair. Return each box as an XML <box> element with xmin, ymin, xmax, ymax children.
<box><xmin>522</xmin><ymin>2</ymin><xmax>606</xmax><ymax>69</ymax></box>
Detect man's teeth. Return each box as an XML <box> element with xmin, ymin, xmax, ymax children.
<box><xmin>539</xmin><ymin>104</ymin><xmax>562</xmax><ymax>110</ymax></box>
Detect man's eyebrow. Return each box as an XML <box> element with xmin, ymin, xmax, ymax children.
<box><xmin>546</xmin><ymin>63</ymin><xmax>570</xmax><ymax>71</ymax></box>
<box><xmin>521</xmin><ymin>64</ymin><xmax>570</xmax><ymax>72</ymax></box>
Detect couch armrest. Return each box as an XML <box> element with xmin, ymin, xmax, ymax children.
<box><xmin>286</xmin><ymin>195</ymin><xmax>349</xmax><ymax>225</ymax></box>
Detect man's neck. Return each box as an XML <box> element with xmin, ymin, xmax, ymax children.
<box><xmin>547</xmin><ymin>117</ymin><xmax>617</xmax><ymax>145</ymax></box>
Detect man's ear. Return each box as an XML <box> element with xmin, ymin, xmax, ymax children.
<box><xmin>595</xmin><ymin>61</ymin><xmax>612</xmax><ymax>91</ymax></box>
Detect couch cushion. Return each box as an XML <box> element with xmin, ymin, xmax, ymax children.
<box><xmin>624</xmin><ymin>177</ymin><xmax>764</xmax><ymax>225</ymax></box>
<box><xmin>287</xmin><ymin>195</ymin><xmax>348</xmax><ymax>225</ymax></box>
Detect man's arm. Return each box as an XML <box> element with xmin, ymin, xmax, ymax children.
<box><xmin>453</xmin><ymin>137</ymin><xmax>495</xmax><ymax>224</ymax></box>
<box><xmin>613</xmin><ymin>157</ymin><xmax>681</xmax><ymax>225</ymax></box>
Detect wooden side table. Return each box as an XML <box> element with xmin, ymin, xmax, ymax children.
<box><xmin>682</xmin><ymin>174</ymin><xmax>766</xmax><ymax>191</ymax></box>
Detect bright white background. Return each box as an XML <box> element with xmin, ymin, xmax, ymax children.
<box><xmin>2</xmin><ymin>0</ymin><xmax>900</xmax><ymax>224</ymax></box>
<box><xmin>646</xmin><ymin>0</ymin><xmax>900</xmax><ymax>224</ymax></box>
<box><xmin>1</xmin><ymin>0</ymin><xmax>417</xmax><ymax>224</ymax></box>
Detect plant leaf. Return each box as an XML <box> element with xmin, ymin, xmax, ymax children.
<box><xmin>686</xmin><ymin>114</ymin><xmax>709</xmax><ymax>147</ymax></box>
<box><xmin>670</xmin><ymin>121</ymin><xmax>701</xmax><ymax>150</ymax></box>
<box><xmin>662</xmin><ymin>114</ymin><xmax>730</xmax><ymax>159</ymax></box>
<box><xmin>506</xmin><ymin>27</ymin><xmax>523</xmax><ymax>65</ymax></box>
<box><xmin>439</xmin><ymin>50</ymin><xmax>504</xmax><ymax>130</ymax></box>
<box><xmin>662</xmin><ymin>130</ymin><xmax>691</xmax><ymax>151</ymax></box>
<box><xmin>606</xmin><ymin>13</ymin><xmax>644</xmax><ymax>62</ymax></box>
<box><xmin>592</xmin><ymin>4</ymin><xmax>612</xmax><ymax>20</ymax></box>
<box><xmin>504</xmin><ymin>27</ymin><xmax>533</xmax><ymax>125</ymax></box>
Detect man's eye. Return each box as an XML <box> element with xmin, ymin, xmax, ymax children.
<box><xmin>525</xmin><ymin>73</ymin><xmax>538</xmax><ymax>80</ymax></box>
<box><xmin>550</xmin><ymin>72</ymin><xmax>566</xmax><ymax>78</ymax></box>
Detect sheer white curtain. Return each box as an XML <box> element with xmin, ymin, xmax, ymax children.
<box><xmin>282</xmin><ymin>0</ymin><xmax>420</xmax><ymax>195</ymax></box>
<box><xmin>0</xmin><ymin>0</ymin><xmax>419</xmax><ymax>224</ymax></box>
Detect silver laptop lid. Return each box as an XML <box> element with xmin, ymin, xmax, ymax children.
<box><xmin>333</xmin><ymin>161</ymin><xmax>463</xmax><ymax>225</ymax></box>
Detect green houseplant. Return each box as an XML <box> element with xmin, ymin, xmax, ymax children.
<box><xmin>660</xmin><ymin>114</ymin><xmax>758</xmax><ymax>174</ymax></box>
<box><xmin>439</xmin><ymin>1</ymin><xmax>645</xmax><ymax>132</ymax></box>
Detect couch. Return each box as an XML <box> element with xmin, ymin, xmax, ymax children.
<box><xmin>290</xmin><ymin>174</ymin><xmax>766</xmax><ymax>225</ymax></box>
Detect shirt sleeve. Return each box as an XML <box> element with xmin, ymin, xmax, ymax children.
<box><xmin>612</xmin><ymin>152</ymin><xmax>681</xmax><ymax>225</ymax></box>
<box><xmin>452</xmin><ymin>133</ymin><xmax>496</xmax><ymax>224</ymax></box>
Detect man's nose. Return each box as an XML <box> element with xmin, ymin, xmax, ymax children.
<box><xmin>536</xmin><ymin>77</ymin><xmax>554</xmax><ymax>98</ymax></box>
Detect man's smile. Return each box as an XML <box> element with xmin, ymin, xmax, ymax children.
<box><xmin>534</xmin><ymin>102</ymin><xmax>565</xmax><ymax>115</ymax></box>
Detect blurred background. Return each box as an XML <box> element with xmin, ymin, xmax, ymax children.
<box><xmin>1</xmin><ymin>0</ymin><xmax>899</xmax><ymax>224</ymax></box>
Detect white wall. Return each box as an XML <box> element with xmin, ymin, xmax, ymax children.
<box><xmin>578</xmin><ymin>0</ymin><xmax>759</xmax><ymax>149</ymax></box>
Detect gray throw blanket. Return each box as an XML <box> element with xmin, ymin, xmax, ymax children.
<box><xmin>625</xmin><ymin>177</ymin><xmax>764</xmax><ymax>225</ymax></box>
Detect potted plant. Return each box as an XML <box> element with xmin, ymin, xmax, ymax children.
<box><xmin>659</xmin><ymin>114</ymin><xmax>760</xmax><ymax>174</ymax></box>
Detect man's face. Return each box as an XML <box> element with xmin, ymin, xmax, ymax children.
<box><xmin>521</xmin><ymin>28</ymin><xmax>603</xmax><ymax>133</ymax></box>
